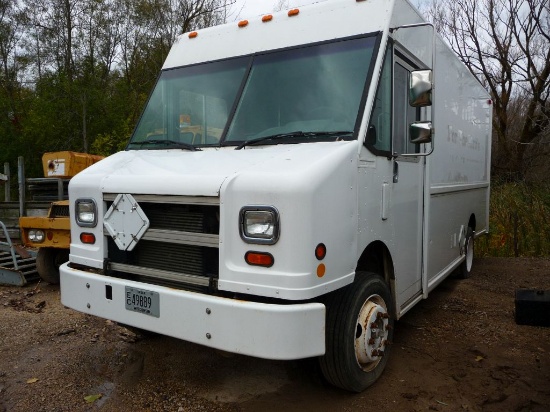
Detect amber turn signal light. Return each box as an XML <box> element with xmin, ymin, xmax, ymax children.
<box><xmin>245</xmin><ymin>251</ymin><xmax>274</xmax><ymax>268</ymax></box>
<box><xmin>80</xmin><ymin>233</ymin><xmax>96</xmax><ymax>244</ymax></box>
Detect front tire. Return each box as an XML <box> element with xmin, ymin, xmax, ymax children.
<box><xmin>36</xmin><ymin>248</ymin><xmax>69</xmax><ymax>284</ymax></box>
<box><xmin>319</xmin><ymin>272</ymin><xmax>394</xmax><ymax>392</ymax></box>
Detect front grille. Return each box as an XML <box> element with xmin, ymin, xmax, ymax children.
<box><xmin>49</xmin><ymin>204</ymin><xmax>70</xmax><ymax>217</ymax></box>
<box><xmin>105</xmin><ymin>195</ymin><xmax>220</xmax><ymax>290</ymax></box>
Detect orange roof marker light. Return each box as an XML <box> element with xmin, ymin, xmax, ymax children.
<box><xmin>238</xmin><ymin>20</ymin><xmax>249</xmax><ymax>28</ymax></box>
<box><xmin>262</xmin><ymin>14</ymin><xmax>273</xmax><ymax>22</ymax></box>
<box><xmin>288</xmin><ymin>8</ymin><xmax>300</xmax><ymax>17</ymax></box>
<box><xmin>188</xmin><ymin>31</ymin><xmax>198</xmax><ymax>39</ymax></box>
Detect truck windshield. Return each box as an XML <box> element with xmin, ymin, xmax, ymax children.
<box><xmin>127</xmin><ymin>35</ymin><xmax>378</xmax><ymax>150</ymax></box>
<box><xmin>225</xmin><ymin>36</ymin><xmax>377</xmax><ymax>145</ymax></box>
<box><xmin>127</xmin><ymin>57</ymin><xmax>250</xmax><ymax>149</ymax></box>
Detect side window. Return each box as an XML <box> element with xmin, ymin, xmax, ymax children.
<box><xmin>393</xmin><ymin>63</ymin><xmax>420</xmax><ymax>155</ymax></box>
<box><xmin>366</xmin><ymin>47</ymin><xmax>392</xmax><ymax>155</ymax></box>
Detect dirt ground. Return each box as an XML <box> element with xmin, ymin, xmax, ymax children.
<box><xmin>1</xmin><ymin>257</ymin><xmax>549</xmax><ymax>412</ymax></box>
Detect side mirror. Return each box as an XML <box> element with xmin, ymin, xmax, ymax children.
<box><xmin>409</xmin><ymin>70</ymin><xmax>432</xmax><ymax>107</ymax></box>
<box><xmin>409</xmin><ymin>121</ymin><xmax>432</xmax><ymax>144</ymax></box>
<box><xmin>365</xmin><ymin>125</ymin><xmax>377</xmax><ymax>147</ymax></box>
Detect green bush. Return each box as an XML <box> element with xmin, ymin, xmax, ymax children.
<box><xmin>477</xmin><ymin>182</ymin><xmax>550</xmax><ymax>257</ymax></box>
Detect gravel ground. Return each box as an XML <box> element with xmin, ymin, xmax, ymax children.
<box><xmin>1</xmin><ymin>257</ymin><xmax>549</xmax><ymax>411</ymax></box>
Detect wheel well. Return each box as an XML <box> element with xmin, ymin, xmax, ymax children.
<box><xmin>356</xmin><ymin>241</ymin><xmax>394</xmax><ymax>285</ymax></box>
<box><xmin>468</xmin><ymin>214</ymin><xmax>476</xmax><ymax>231</ymax></box>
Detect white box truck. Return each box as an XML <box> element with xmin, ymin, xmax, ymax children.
<box><xmin>60</xmin><ymin>0</ymin><xmax>492</xmax><ymax>392</ymax></box>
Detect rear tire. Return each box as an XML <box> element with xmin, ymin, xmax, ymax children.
<box><xmin>36</xmin><ymin>248</ymin><xmax>69</xmax><ymax>284</ymax></box>
<box><xmin>319</xmin><ymin>272</ymin><xmax>394</xmax><ymax>392</ymax></box>
<box><xmin>458</xmin><ymin>227</ymin><xmax>474</xmax><ymax>279</ymax></box>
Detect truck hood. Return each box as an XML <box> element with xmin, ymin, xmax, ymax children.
<box><xmin>71</xmin><ymin>142</ymin><xmax>359</xmax><ymax>197</ymax></box>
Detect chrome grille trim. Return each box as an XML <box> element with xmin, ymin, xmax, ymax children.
<box><xmin>142</xmin><ymin>229</ymin><xmax>219</xmax><ymax>248</ymax></box>
<box><xmin>103</xmin><ymin>194</ymin><xmax>219</xmax><ymax>206</ymax></box>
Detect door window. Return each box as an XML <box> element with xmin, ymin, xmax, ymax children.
<box><xmin>366</xmin><ymin>47</ymin><xmax>392</xmax><ymax>155</ymax></box>
<box><xmin>393</xmin><ymin>63</ymin><xmax>420</xmax><ymax>155</ymax></box>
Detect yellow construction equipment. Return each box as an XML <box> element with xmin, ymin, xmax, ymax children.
<box><xmin>17</xmin><ymin>152</ymin><xmax>103</xmax><ymax>284</ymax></box>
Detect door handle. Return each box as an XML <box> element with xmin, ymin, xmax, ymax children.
<box><xmin>393</xmin><ymin>161</ymin><xmax>399</xmax><ymax>183</ymax></box>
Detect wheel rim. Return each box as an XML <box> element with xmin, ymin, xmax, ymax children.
<box><xmin>465</xmin><ymin>237</ymin><xmax>474</xmax><ymax>272</ymax></box>
<box><xmin>354</xmin><ymin>294</ymin><xmax>389</xmax><ymax>372</ymax></box>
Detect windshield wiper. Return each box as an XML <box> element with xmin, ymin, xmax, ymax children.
<box><xmin>132</xmin><ymin>139</ymin><xmax>201</xmax><ymax>151</ymax></box>
<box><xmin>234</xmin><ymin>130</ymin><xmax>353</xmax><ymax>150</ymax></box>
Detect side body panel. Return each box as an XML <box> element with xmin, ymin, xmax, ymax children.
<box><xmin>358</xmin><ymin>0</ymin><xmax>491</xmax><ymax>316</ymax></box>
<box><xmin>425</xmin><ymin>35</ymin><xmax>492</xmax><ymax>290</ymax></box>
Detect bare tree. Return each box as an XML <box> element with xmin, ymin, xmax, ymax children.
<box><xmin>273</xmin><ymin>0</ymin><xmax>290</xmax><ymax>12</ymax></box>
<box><xmin>424</xmin><ymin>0</ymin><xmax>550</xmax><ymax>181</ymax></box>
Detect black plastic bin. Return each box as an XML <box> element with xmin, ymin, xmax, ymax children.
<box><xmin>515</xmin><ymin>289</ymin><xmax>550</xmax><ymax>327</ymax></box>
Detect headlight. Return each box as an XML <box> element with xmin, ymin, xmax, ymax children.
<box><xmin>240</xmin><ymin>206</ymin><xmax>280</xmax><ymax>245</ymax></box>
<box><xmin>28</xmin><ymin>229</ymin><xmax>45</xmax><ymax>243</ymax></box>
<box><xmin>75</xmin><ymin>198</ymin><xmax>97</xmax><ymax>227</ymax></box>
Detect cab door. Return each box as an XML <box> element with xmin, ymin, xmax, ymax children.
<box><xmin>390</xmin><ymin>55</ymin><xmax>425</xmax><ymax>310</ymax></box>
<box><xmin>363</xmin><ymin>46</ymin><xmax>427</xmax><ymax>314</ymax></box>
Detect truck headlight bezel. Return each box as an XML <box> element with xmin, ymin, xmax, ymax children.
<box><xmin>75</xmin><ymin>198</ymin><xmax>97</xmax><ymax>227</ymax></box>
<box><xmin>239</xmin><ymin>206</ymin><xmax>280</xmax><ymax>245</ymax></box>
<box><xmin>28</xmin><ymin>229</ymin><xmax>45</xmax><ymax>243</ymax></box>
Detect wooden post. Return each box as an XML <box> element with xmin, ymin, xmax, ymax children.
<box><xmin>18</xmin><ymin>156</ymin><xmax>26</xmax><ymax>217</ymax></box>
<box><xmin>3</xmin><ymin>162</ymin><xmax>9</xmax><ymax>201</ymax></box>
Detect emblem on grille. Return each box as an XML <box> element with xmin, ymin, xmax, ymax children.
<box><xmin>104</xmin><ymin>194</ymin><xmax>150</xmax><ymax>251</ymax></box>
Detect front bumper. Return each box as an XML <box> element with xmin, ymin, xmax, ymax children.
<box><xmin>60</xmin><ymin>263</ymin><xmax>326</xmax><ymax>360</ymax></box>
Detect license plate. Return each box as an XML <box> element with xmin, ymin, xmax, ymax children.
<box><xmin>125</xmin><ymin>287</ymin><xmax>160</xmax><ymax>318</ymax></box>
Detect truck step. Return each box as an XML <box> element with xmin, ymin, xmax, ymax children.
<box><xmin>0</xmin><ymin>220</ymin><xmax>39</xmax><ymax>286</ymax></box>
<box><xmin>0</xmin><ymin>251</ymin><xmax>39</xmax><ymax>286</ymax></box>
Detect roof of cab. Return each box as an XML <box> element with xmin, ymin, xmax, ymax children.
<box><xmin>162</xmin><ymin>0</ymin><xmax>395</xmax><ymax>70</ymax></box>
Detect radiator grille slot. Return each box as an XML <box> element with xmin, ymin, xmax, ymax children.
<box><xmin>50</xmin><ymin>204</ymin><xmax>70</xmax><ymax>217</ymax></box>
<box><xmin>140</xmin><ymin>203</ymin><xmax>219</xmax><ymax>234</ymax></box>
<box><xmin>136</xmin><ymin>240</ymin><xmax>218</xmax><ymax>277</ymax></box>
